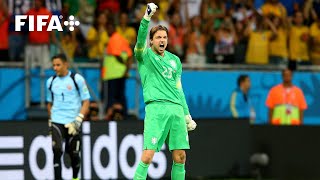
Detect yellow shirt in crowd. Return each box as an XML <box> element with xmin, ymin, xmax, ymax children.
<box><xmin>246</xmin><ymin>30</ymin><xmax>272</xmax><ymax>64</ymax></box>
<box><xmin>61</xmin><ymin>39</ymin><xmax>77</xmax><ymax>59</ymax></box>
<box><xmin>158</xmin><ymin>0</ymin><xmax>169</xmax><ymax>21</ymax></box>
<box><xmin>87</xmin><ymin>27</ymin><xmax>109</xmax><ymax>60</ymax></box>
<box><xmin>261</xmin><ymin>3</ymin><xmax>287</xmax><ymax>17</ymax></box>
<box><xmin>269</xmin><ymin>28</ymin><xmax>288</xmax><ymax>58</ymax></box>
<box><xmin>310</xmin><ymin>22</ymin><xmax>320</xmax><ymax>61</ymax></box>
<box><xmin>116</xmin><ymin>26</ymin><xmax>137</xmax><ymax>47</ymax></box>
<box><xmin>289</xmin><ymin>25</ymin><xmax>309</xmax><ymax>61</ymax></box>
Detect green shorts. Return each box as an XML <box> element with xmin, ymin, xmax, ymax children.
<box><xmin>143</xmin><ymin>101</ymin><xmax>190</xmax><ymax>152</ymax></box>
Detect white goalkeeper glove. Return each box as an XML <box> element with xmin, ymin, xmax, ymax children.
<box><xmin>64</xmin><ymin>113</ymin><xmax>84</xmax><ymax>136</ymax></box>
<box><xmin>143</xmin><ymin>3</ymin><xmax>158</xmax><ymax>21</ymax></box>
<box><xmin>185</xmin><ymin>115</ymin><xmax>197</xmax><ymax>131</ymax></box>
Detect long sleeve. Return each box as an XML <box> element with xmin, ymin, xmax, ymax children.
<box><xmin>177</xmin><ymin>62</ymin><xmax>190</xmax><ymax>115</ymax></box>
<box><xmin>180</xmin><ymin>87</ymin><xmax>190</xmax><ymax>115</ymax></box>
<box><xmin>230</xmin><ymin>91</ymin><xmax>239</xmax><ymax>118</ymax></box>
<box><xmin>134</xmin><ymin>18</ymin><xmax>149</xmax><ymax>62</ymax></box>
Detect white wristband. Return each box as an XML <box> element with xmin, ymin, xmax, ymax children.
<box><xmin>143</xmin><ymin>15</ymin><xmax>151</xmax><ymax>21</ymax></box>
<box><xmin>78</xmin><ymin>113</ymin><xmax>84</xmax><ymax>119</ymax></box>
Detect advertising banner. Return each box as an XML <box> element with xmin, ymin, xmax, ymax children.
<box><xmin>0</xmin><ymin>120</ymin><xmax>251</xmax><ymax>179</ymax></box>
<box><xmin>1</xmin><ymin>120</ymin><xmax>320</xmax><ymax>179</ymax></box>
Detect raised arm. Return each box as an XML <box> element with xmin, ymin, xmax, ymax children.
<box><xmin>134</xmin><ymin>3</ymin><xmax>158</xmax><ymax>61</ymax></box>
<box><xmin>265</xmin><ymin>16</ymin><xmax>278</xmax><ymax>36</ymax></box>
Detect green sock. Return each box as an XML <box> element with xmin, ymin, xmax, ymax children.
<box><xmin>171</xmin><ymin>162</ymin><xmax>186</xmax><ymax>180</ymax></box>
<box><xmin>134</xmin><ymin>161</ymin><xmax>149</xmax><ymax>180</ymax></box>
<box><xmin>72</xmin><ymin>178</ymin><xmax>79</xmax><ymax>180</ymax></box>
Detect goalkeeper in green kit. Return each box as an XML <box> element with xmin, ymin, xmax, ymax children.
<box><xmin>133</xmin><ymin>2</ymin><xmax>197</xmax><ymax>180</ymax></box>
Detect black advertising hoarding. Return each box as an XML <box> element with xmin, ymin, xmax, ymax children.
<box><xmin>0</xmin><ymin>121</ymin><xmax>172</xmax><ymax>180</ymax></box>
<box><xmin>1</xmin><ymin>120</ymin><xmax>320</xmax><ymax>179</ymax></box>
<box><xmin>251</xmin><ymin>125</ymin><xmax>320</xmax><ymax>180</ymax></box>
<box><xmin>0</xmin><ymin>120</ymin><xmax>251</xmax><ymax>179</ymax></box>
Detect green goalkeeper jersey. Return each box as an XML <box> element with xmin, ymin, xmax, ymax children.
<box><xmin>134</xmin><ymin>18</ymin><xmax>190</xmax><ymax>115</ymax></box>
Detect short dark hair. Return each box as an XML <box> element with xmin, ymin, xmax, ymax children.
<box><xmin>237</xmin><ymin>74</ymin><xmax>249</xmax><ymax>87</ymax></box>
<box><xmin>293</xmin><ymin>10</ymin><xmax>303</xmax><ymax>17</ymax></box>
<box><xmin>51</xmin><ymin>54</ymin><xmax>67</xmax><ymax>62</ymax></box>
<box><xmin>149</xmin><ymin>25</ymin><xmax>168</xmax><ymax>46</ymax></box>
<box><xmin>281</xmin><ymin>68</ymin><xmax>293</xmax><ymax>76</ymax></box>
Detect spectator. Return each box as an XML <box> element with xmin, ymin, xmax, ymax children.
<box><xmin>102</xmin><ymin>22</ymin><xmax>132</xmax><ymax>121</ymax></box>
<box><xmin>180</xmin><ymin>0</ymin><xmax>203</xmax><ymax>25</ymax></box>
<box><xmin>61</xmin><ymin>31</ymin><xmax>77</xmax><ymax>59</ymax></box>
<box><xmin>119</xmin><ymin>0</ymin><xmax>135</xmax><ymax>14</ymax></box>
<box><xmin>73</xmin><ymin>26</ymin><xmax>88</xmax><ymax>59</ymax></box>
<box><xmin>87</xmin><ymin>101</ymin><xmax>99</xmax><ymax>121</ymax></box>
<box><xmin>106</xmin><ymin>103</ymin><xmax>126</xmax><ymax>121</ymax></box>
<box><xmin>260</xmin><ymin>0</ymin><xmax>287</xmax><ymax>18</ymax></box>
<box><xmin>168</xmin><ymin>12</ymin><xmax>186</xmax><ymax>60</ymax></box>
<box><xmin>78</xmin><ymin>0</ymin><xmax>96</xmax><ymax>25</ymax></box>
<box><xmin>116</xmin><ymin>12</ymin><xmax>137</xmax><ymax>50</ymax></box>
<box><xmin>280</xmin><ymin>0</ymin><xmax>302</xmax><ymax>17</ymax></box>
<box><xmin>268</xmin><ymin>15</ymin><xmax>289</xmax><ymax>65</ymax></box>
<box><xmin>214</xmin><ymin>17</ymin><xmax>236</xmax><ymax>64</ymax></box>
<box><xmin>230</xmin><ymin>0</ymin><xmax>254</xmax><ymax>23</ymax></box>
<box><xmin>201</xmin><ymin>0</ymin><xmax>226</xmax><ymax>30</ymax></box>
<box><xmin>230</xmin><ymin>74</ymin><xmax>255</xmax><ymax>121</ymax></box>
<box><xmin>49</xmin><ymin>3</ymin><xmax>70</xmax><ymax>59</ymax></box>
<box><xmin>86</xmin><ymin>11</ymin><xmax>109</xmax><ymax>61</ymax></box>
<box><xmin>63</xmin><ymin>0</ymin><xmax>80</xmax><ymax>16</ymax></box>
<box><xmin>310</xmin><ymin>19</ymin><xmax>320</xmax><ymax>65</ymax></box>
<box><xmin>226</xmin><ymin>0</ymin><xmax>254</xmax><ymax>64</ymax></box>
<box><xmin>157</xmin><ymin>0</ymin><xmax>170</xmax><ymax>21</ymax></box>
<box><xmin>303</xmin><ymin>0</ymin><xmax>319</xmax><ymax>25</ymax></box>
<box><xmin>185</xmin><ymin>15</ymin><xmax>207</xmax><ymax>69</ymax></box>
<box><xmin>312</xmin><ymin>0</ymin><xmax>320</xmax><ymax>18</ymax></box>
<box><xmin>233</xmin><ymin>20</ymin><xmax>248</xmax><ymax>64</ymax></box>
<box><xmin>132</xmin><ymin>1</ymin><xmax>147</xmax><ymax>29</ymax></box>
<box><xmin>8</xmin><ymin>14</ymin><xmax>26</xmax><ymax>62</ymax></box>
<box><xmin>25</xmin><ymin>0</ymin><xmax>54</xmax><ymax>69</ymax></box>
<box><xmin>97</xmin><ymin>0</ymin><xmax>120</xmax><ymax>14</ymax></box>
<box><xmin>167</xmin><ymin>0</ymin><xmax>181</xmax><ymax>18</ymax></box>
<box><xmin>288</xmin><ymin>11</ymin><xmax>310</xmax><ymax>69</ymax></box>
<box><xmin>0</xmin><ymin>0</ymin><xmax>9</xmax><ymax>61</ymax></box>
<box><xmin>97</xmin><ymin>0</ymin><xmax>120</xmax><ymax>23</ymax></box>
<box><xmin>201</xmin><ymin>0</ymin><xmax>228</xmax><ymax>64</ymax></box>
<box><xmin>205</xmin><ymin>24</ymin><xmax>216</xmax><ymax>64</ymax></box>
<box><xmin>266</xmin><ymin>68</ymin><xmax>307</xmax><ymax>125</ymax></box>
<box><xmin>63</xmin><ymin>0</ymin><xmax>96</xmax><ymax>41</ymax></box>
<box><xmin>245</xmin><ymin>13</ymin><xmax>277</xmax><ymax>64</ymax></box>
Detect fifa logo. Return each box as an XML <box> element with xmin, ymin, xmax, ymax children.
<box><xmin>15</xmin><ymin>15</ymin><xmax>80</xmax><ymax>32</ymax></box>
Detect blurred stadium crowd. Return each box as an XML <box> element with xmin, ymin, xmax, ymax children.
<box><xmin>0</xmin><ymin>0</ymin><xmax>319</xmax><ymax>69</ymax></box>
